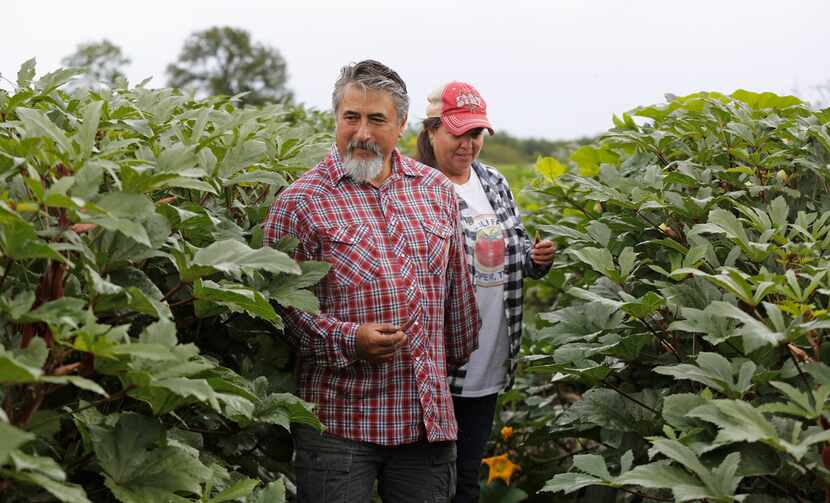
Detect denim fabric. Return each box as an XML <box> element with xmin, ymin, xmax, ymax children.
<box><xmin>294</xmin><ymin>425</ymin><xmax>456</xmax><ymax>503</ymax></box>
<box><xmin>451</xmin><ymin>394</ymin><xmax>499</xmax><ymax>503</ymax></box>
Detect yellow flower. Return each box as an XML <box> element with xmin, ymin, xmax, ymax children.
<box><xmin>500</xmin><ymin>426</ymin><xmax>513</xmax><ymax>442</ymax></box>
<box><xmin>481</xmin><ymin>452</ymin><xmax>520</xmax><ymax>485</ymax></box>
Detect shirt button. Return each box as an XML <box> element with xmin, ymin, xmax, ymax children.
<box><xmin>414</xmin><ymin>321</ymin><xmax>419</xmax><ymax>326</ymax></box>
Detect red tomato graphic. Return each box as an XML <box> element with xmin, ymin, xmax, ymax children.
<box><xmin>475</xmin><ymin>230</ymin><xmax>505</xmax><ymax>271</ymax></box>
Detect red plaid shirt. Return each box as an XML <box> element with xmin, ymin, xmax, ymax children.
<box><xmin>263</xmin><ymin>146</ymin><xmax>479</xmax><ymax>445</ymax></box>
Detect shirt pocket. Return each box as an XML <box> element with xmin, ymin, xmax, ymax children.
<box><xmin>421</xmin><ymin>220</ymin><xmax>453</xmax><ymax>276</ymax></box>
<box><xmin>321</xmin><ymin>224</ymin><xmax>380</xmax><ymax>287</ymax></box>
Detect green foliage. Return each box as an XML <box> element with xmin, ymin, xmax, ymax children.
<box><xmin>0</xmin><ymin>60</ymin><xmax>329</xmax><ymax>501</ymax></box>
<box><xmin>166</xmin><ymin>26</ymin><xmax>293</xmax><ymax>106</ymax></box>
<box><xmin>515</xmin><ymin>90</ymin><xmax>830</xmax><ymax>501</ymax></box>
<box><xmin>479</xmin><ymin>131</ymin><xmax>595</xmax><ymax>167</ymax></box>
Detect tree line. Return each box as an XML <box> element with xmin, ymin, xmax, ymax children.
<box><xmin>61</xmin><ymin>26</ymin><xmax>292</xmax><ymax>106</ymax></box>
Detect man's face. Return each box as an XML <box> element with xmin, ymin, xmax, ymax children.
<box><xmin>335</xmin><ymin>83</ymin><xmax>406</xmax><ymax>167</ymax></box>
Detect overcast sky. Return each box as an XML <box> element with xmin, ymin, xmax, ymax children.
<box><xmin>4</xmin><ymin>0</ymin><xmax>829</xmax><ymax>139</ymax></box>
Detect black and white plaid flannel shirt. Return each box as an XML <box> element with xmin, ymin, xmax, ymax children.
<box><xmin>448</xmin><ymin>161</ymin><xmax>550</xmax><ymax>394</ymax></box>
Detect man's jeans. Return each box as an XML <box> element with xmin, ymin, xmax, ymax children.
<box><xmin>452</xmin><ymin>393</ymin><xmax>499</xmax><ymax>503</ymax></box>
<box><xmin>294</xmin><ymin>425</ymin><xmax>457</xmax><ymax>503</ymax></box>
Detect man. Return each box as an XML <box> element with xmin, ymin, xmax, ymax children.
<box><xmin>263</xmin><ymin>60</ymin><xmax>480</xmax><ymax>502</ymax></box>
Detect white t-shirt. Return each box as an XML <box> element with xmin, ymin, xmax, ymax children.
<box><xmin>452</xmin><ymin>169</ymin><xmax>510</xmax><ymax>397</ymax></box>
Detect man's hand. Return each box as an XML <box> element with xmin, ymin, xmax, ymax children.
<box><xmin>530</xmin><ymin>239</ymin><xmax>556</xmax><ymax>267</ymax></box>
<box><xmin>356</xmin><ymin>323</ymin><xmax>407</xmax><ymax>364</ymax></box>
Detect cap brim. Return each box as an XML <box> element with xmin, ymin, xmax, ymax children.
<box><xmin>443</xmin><ymin>114</ymin><xmax>495</xmax><ymax>136</ymax></box>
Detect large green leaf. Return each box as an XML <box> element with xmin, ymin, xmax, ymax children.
<box><xmin>654</xmin><ymin>352</ymin><xmax>756</xmax><ymax>398</ymax></box>
<box><xmin>40</xmin><ymin>375</ymin><xmax>108</xmax><ymax>397</ymax></box>
<box><xmin>207</xmin><ymin>477</ymin><xmax>260</xmax><ymax>503</ymax></box>
<box><xmin>687</xmin><ymin>399</ymin><xmax>777</xmax><ymax>446</ymax></box>
<box><xmin>0</xmin><ymin>422</ymin><xmax>35</xmax><ymax>465</ymax></box>
<box><xmin>194</xmin><ymin>280</ymin><xmax>282</xmax><ymax>328</ymax></box>
<box><xmin>760</xmin><ymin>381</ymin><xmax>830</xmax><ymax>420</ymax></box>
<box><xmin>621</xmin><ymin>291</ymin><xmax>664</xmax><ymax>318</ymax></box>
<box><xmin>91</xmin><ymin>413</ymin><xmax>212</xmax><ymax>501</ymax></box>
<box><xmin>20</xmin><ymin>297</ymin><xmax>86</xmax><ymax>329</ymax></box>
<box><xmin>4</xmin><ymin>469</ymin><xmax>91</xmax><ymax>503</ymax></box>
<box><xmin>0</xmin><ymin>218</ymin><xmax>67</xmax><ymax>262</ymax></box>
<box><xmin>225</xmin><ymin>169</ymin><xmax>288</xmax><ymax>188</ymax></box>
<box><xmin>193</xmin><ymin>239</ymin><xmax>301</xmax><ymax>275</ymax></box>
<box><xmin>0</xmin><ymin>290</ymin><xmax>36</xmax><ymax>320</ymax></box>
<box><xmin>246</xmin><ymin>480</ymin><xmax>286</xmax><ymax>503</ymax></box>
<box><xmin>570</xmin><ymin>145</ymin><xmax>620</xmax><ymax>177</ymax></box>
<box><xmin>76</xmin><ymin>100</ymin><xmax>103</xmax><ymax>161</ymax></box>
<box><xmin>16</xmin><ymin>58</ymin><xmax>36</xmax><ymax>88</ymax></box>
<box><xmin>662</xmin><ymin>393</ymin><xmax>707</xmax><ymax>430</ymax></box>
<box><xmin>0</xmin><ymin>338</ymin><xmax>48</xmax><ymax>382</ymax></box>
<box><xmin>540</xmin><ymin>472</ymin><xmax>608</xmax><ymax>495</ymax></box>
<box><xmin>269</xmin><ymin>287</ymin><xmax>320</xmax><ymax>314</ymax></box>
<box><xmin>96</xmin><ymin>192</ymin><xmax>155</xmax><ymax>220</ymax></box>
<box><xmin>706</xmin><ymin>302</ymin><xmax>784</xmax><ymax>352</ymax></box>
<box><xmin>669</xmin><ymin>305</ymin><xmax>738</xmax><ymax>345</ymax></box>
<box><xmin>83</xmin><ymin>214</ymin><xmax>151</xmax><ymax>247</ymax></box>
<box><xmin>684</xmin><ymin>399</ymin><xmax>830</xmax><ymax>461</ymax></box>
<box><xmin>618</xmin><ymin>461</ymin><xmax>709</xmax><ymax>502</ymax></box>
<box><xmin>251</xmin><ymin>382</ymin><xmax>322</xmax><ymax>431</ymax></box>
<box><xmin>572</xmin><ymin>454</ymin><xmax>612</xmax><ymax>480</ymax></box>
<box><xmin>569</xmin><ymin>247</ymin><xmax>615</xmax><ymax>278</ymax></box>
<box><xmin>561</xmin><ymin>388</ymin><xmax>661</xmax><ymax>435</ymax></box>
<box><xmin>16</xmin><ymin>107</ymin><xmax>73</xmax><ymax>153</ymax></box>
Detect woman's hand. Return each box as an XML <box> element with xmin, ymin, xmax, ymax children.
<box><xmin>530</xmin><ymin>239</ymin><xmax>556</xmax><ymax>267</ymax></box>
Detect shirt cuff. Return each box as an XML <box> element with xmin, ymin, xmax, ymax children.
<box><xmin>327</xmin><ymin>321</ymin><xmax>360</xmax><ymax>368</ymax></box>
<box><xmin>526</xmin><ymin>250</ymin><xmax>552</xmax><ymax>279</ymax></box>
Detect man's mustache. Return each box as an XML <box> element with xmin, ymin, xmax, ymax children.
<box><xmin>347</xmin><ymin>139</ymin><xmax>381</xmax><ymax>156</ymax></box>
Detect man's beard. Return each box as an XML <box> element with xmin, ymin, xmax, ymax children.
<box><xmin>343</xmin><ymin>140</ymin><xmax>383</xmax><ymax>183</ymax></box>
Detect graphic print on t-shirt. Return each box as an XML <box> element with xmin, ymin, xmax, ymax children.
<box><xmin>471</xmin><ymin>214</ymin><xmax>505</xmax><ymax>287</ymax></box>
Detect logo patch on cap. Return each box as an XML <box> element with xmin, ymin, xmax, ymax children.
<box><xmin>455</xmin><ymin>92</ymin><xmax>483</xmax><ymax>112</ymax></box>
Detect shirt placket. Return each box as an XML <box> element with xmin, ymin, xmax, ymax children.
<box><xmin>379</xmin><ymin>178</ymin><xmax>440</xmax><ymax>440</ymax></box>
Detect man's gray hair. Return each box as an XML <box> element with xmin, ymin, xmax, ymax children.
<box><xmin>332</xmin><ymin>60</ymin><xmax>409</xmax><ymax>124</ymax></box>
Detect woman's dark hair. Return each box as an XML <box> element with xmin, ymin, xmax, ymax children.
<box><xmin>415</xmin><ymin>117</ymin><xmax>442</xmax><ymax>168</ymax></box>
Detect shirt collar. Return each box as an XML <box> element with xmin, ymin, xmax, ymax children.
<box><xmin>326</xmin><ymin>144</ymin><xmax>419</xmax><ymax>186</ymax></box>
<box><xmin>470</xmin><ymin>160</ymin><xmax>490</xmax><ymax>183</ymax></box>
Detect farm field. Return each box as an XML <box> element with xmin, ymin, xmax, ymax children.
<box><xmin>2</xmin><ymin>60</ymin><xmax>830</xmax><ymax>502</ymax></box>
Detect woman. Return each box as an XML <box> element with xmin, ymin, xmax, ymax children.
<box><xmin>416</xmin><ymin>82</ymin><xmax>556</xmax><ymax>502</ymax></box>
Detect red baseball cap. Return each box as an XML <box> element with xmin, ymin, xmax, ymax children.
<box><xmin>426</xmin><ymin>81</ymin><xmax>494</xmax><ymax>136</ymax></box>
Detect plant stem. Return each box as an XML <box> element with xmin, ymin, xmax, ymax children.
<box><xmin>17</xmin><ymin>385</ymin><xmax>46</xmax><ymax>430</ymax></box>
<box><xmin>637</xmin><ymin>318</ymin><xmax>683</xmax><ymax>362</ymax></box>
<box><xmin>724</xmin><ymin>340</ymin><xmax>744</xmax><ymax>356</ymax></box>
<box><xmin>603</xmin><ymin>380</ymin><xmax>659</xmax><ymax>415</ymax></box>
<box><xmin>561</xmin><ymin>192</ymin><xmax>597</xmax><ymax>220</ymax></box>
<box><xmin>169</xmin><ymin>297</ymin><xmax>195</xmax><ymax>308</ymax></box>
<box><xmin>3</xmin><ymin>389</ymin><xmax>15</xmax><ymax>423</ymax></box>
<box><xmin>26</xmin><ymin>385</ymin><xmax>138</xmax><ymax>431</ymax></box>
<box><xmin>619</xmin><ymin>486</ymin><xmax>673</xmax><ymax>502</ymax></box>
<box><xmin>788</xmin><ymin>345</ymin><xmax>818</xmax><ymax>408</ymax></box>
<box><xmin>160</xmin><ymin>282</ymin><xmax>185</xmax><ymax>303</ymax></box>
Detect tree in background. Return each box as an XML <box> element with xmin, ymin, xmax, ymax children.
<box><xmin>61</xmin><ymin>39</ymin><xmax>131</xmax><ymax>88</ymax></box>
<box><xmin>166</xmin><ymin>26</ymin><xmax>293</xmax><ymax>106</ymax></box>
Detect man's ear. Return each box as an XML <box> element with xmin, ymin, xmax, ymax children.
<box><xmin>398</xmin><ymin>113</ymin><xmax>408</xmax><ymax>135</ymax></box>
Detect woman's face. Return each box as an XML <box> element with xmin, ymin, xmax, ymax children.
<box><xmin>430</xmin><ymin>123</ymin><xmax>485</xmax><ymax>179</ymax></box>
